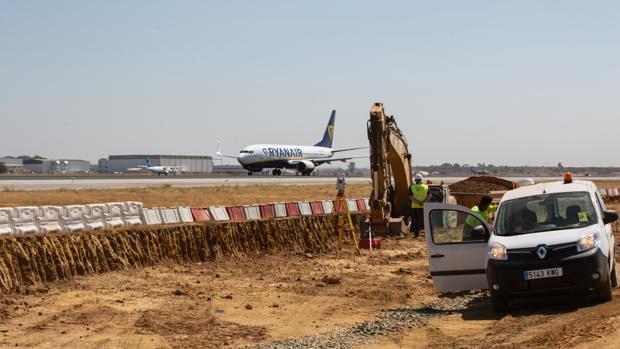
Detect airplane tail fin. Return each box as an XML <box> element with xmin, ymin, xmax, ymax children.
<box><xmin>145</xmin><ymin>157</ymin><xmax>152</xmax><ymax>167</ymax></box>
<box><xmin>314</xmin><ymin>110</ymin><xmax>336</xmax><ymax>148</ymax></box>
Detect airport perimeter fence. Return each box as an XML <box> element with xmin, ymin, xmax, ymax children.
<box><xmin>0</xmin><ymin>198</ymin><xmax>370</xmax><ymax>235</ymax></box>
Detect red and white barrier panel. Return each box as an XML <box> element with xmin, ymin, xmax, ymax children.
<box><xmin>244</xmin><ymin>205</ymin><xmax>261</xmax><ymax>220</ymax></box>
<box><xmin>259</xmin><ymin>204</ymin><xmax>276</xmax><ymax>219</ymax></box>
<box><xmin>600</xmin><ymin>188</ymin><xmax>620</xmax><ymax>202</ymax></box>
<box><xmin>191</xmin><ymin>208</ymin><xmax>212</xmax><ymax>222</ymax></box>
<box><xmin>209</xmin><ymin>207</ymin><xmax>230</xmax><ymax>221</ymax></box>
<box><xmin>298</xmin><ymin>201</ymin><xmax>313</xmax><ymax>216</ymax></box>
<box><xmin>274</xmin><ymin>203</ymin><xmax>287</xmax><ymax>218</ymax></box>
<box><xmin>226</xmin><ymin>206</ymin><xmax>247</xmax><ymax>221</ymax></box>
<box><xmin>285</xmin><ymin>202</ymin><xmax>301</xmax><ymax>217</ymax></box>
<box><xmin>309</xmin><ymin>201</ymin><xmax>325</xmax><ymax>215</ymax></box>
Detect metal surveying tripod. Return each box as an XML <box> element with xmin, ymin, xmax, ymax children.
<box><xmin>335</xmin><ymin>176</ymin><xmax>359</xmax><ymax>253</ymax></box>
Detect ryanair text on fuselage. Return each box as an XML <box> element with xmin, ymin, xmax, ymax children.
<box><xmin>263</xmin><ymin>147</ymin><xmax>303</xmax><ymax>159</ymax></box>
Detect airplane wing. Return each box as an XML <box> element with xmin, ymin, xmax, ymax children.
<box><xmin>311</xmin><ymin>156</ymin><xmax>367</xmax><ymax>165</ymax></box>
<box><xmin>217</xmin><ymin>154</ymin><xmax>238</xmax><ymax>159</ymax></box>
<box><xmin>331</xmin><ymin>146</ymin><xmax>368</xmax><ymax>153</ymax></box>
<box><xmin>216</xmin><ymin>142</ymin><xmax>238</xmax><ymax>159</ymax></box>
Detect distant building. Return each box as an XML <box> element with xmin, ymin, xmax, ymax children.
<box><xmin>0</xmin><ymin>157</ymin><xmax>25</xmax><ymax>173</ymax></box>
<box><xmin>22</xmin><ymin>159</ymin><xmax>91</xmax><ymax>174</ymax></box>
<box><xmin>101</xmin><ymin>155</ymin><xmax>213</xmax><ymax>174</ymax></box>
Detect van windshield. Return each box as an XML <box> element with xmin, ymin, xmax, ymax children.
<box><xmin>495</xmin><ymin>191</ymin><xmax>597</xmax><ymax>236</ymax></box>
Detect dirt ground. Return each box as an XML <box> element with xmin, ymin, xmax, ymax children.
<box><xmin>1</xmin><ymin>182</ymin><xmax>619</xmax><ymax>348</ymax></box>
<box><xmin>0</xmin><ymin>238</ymin><xmax>433</xmax><ymax>349</ymax></box>
<box><xmin>2</xmin><ymin>209</ymin><xmax>620</xmax><ymax>349</ymax></box>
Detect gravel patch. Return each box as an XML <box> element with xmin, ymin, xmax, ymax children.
<box><xmin>246</xmin><ymin>293</ymin><xmax>484</xmax><ymax>349</ymax></box>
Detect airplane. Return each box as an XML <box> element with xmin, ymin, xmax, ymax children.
<box><xmin>471</xmin><ymin>168</ymin><xmax>491</xmax><ymax>175</ymax></box>
<box><xmin>217</xmin><ymin>110</ymin><xmax>365</xmax><ymax>176</ymax></box>
<box><xmin>128</xmin><ymin>157</ymin><xmax>185</xmax><ymax>176</ymax></box>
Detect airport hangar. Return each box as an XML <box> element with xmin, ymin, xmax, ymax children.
<box><xmin>22</xmin><ymin>159</ymin><xmax>91</xmax><ymax>174</ymax></box>
<box><xmin>98</xmin><ymin>155</ymin><xmax>214</xmax><ymax>174</ymax></box>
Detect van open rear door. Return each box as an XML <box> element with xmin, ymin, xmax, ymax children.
<box><xmin>423</xmin><ymin>203</ymin><xmax>490</xmax><ymax>292</ymax></box>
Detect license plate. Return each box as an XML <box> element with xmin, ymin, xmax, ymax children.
<box><xmin>523</xmin><ymin>267</ymin><xmax>563</xmax><ymax>280</ymax></box>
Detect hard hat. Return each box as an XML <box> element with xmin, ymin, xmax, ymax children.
<box><xmin>414</xmin><ymin>173</ymin><xmax>423</xmax><ymax>182</ymax></box>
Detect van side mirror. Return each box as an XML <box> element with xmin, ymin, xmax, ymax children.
<box><xmin>603</xmin><ymin>210</ymin><xmax>619</xmax><ymax>225</ymax></box>
<box><xmin>471</xmin><ymin>225</ymin><xmax>490</xmax><ymax>241</ymax></box>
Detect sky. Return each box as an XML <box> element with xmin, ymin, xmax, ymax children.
<box><xmin>1</xmin><ymin>1</ymin><xmax>619</xmax><ymax>167</ymax></box>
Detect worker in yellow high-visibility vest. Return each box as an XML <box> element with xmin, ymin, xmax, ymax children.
<box><xmin>410</xmin><ymin>173</ymin><xmax>430</xmax><ymax>238</ymax></box>
<box><xmin>464</xmin><ymin>195</ymin><xmax>497</xmax><ymax>239</ymax></box>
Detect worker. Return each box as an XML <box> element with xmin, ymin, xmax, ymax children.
<box><xmin>410</xmin><ymin>173</ymin><xmax>429</xmax><ymax>238</ymax></box>
<box><xmin>464</xmin><ymin>195</ymin><xmax>497</xmax><ymax>239</ymax></box>
<box><xmin>472</xmin><ymin>195</ymin><xmax>497</xmax><ymax>223</ymax></box>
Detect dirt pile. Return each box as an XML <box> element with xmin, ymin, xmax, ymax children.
<box><xmin>449</xmin><ymin>181</ymin><xmax>508</xmax><ymax>193</ymax></box>
<box><xmin>449</xmin><ymin>176</ymin><xmax>518</xmax><ymax>208</ymax></box>
<box><xmin>0</xmin><ymin>215</ymin><xmax>359</xmax><ymax>293</ymax></box>
<box><xmin>448</xmin><ymin>176</ymin><xmax>516</xmax><ymax>194</ymax></box>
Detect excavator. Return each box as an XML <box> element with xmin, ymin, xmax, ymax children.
<box><xmin>364</xmin><ymin>102</ymin><xmax>453</xmax><ymax>236</ymax></box>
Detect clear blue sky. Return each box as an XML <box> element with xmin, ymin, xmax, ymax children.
<box><xmin>1</xmin><ymin>1</ymin><xmax>618</xmax><ymax>166</ymax></box>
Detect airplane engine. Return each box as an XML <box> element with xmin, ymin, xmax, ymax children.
<box><xmin>296</xmin><ymin>160</ymin><xmax>316</xmax><ymax>174</ymax></box>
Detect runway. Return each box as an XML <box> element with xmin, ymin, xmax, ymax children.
<box><xmin>0</xmin><ymin>175</ymin><xmax>617</xmax><ymax>191</ymax></box>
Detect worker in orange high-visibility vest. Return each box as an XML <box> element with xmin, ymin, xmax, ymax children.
<box><xmin>410</xmin><ymin>173</ymin><xmax>430</xmax><ymax>238</ymax></box>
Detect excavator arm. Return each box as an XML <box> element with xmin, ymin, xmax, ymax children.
<box><xmin>366</xmin><ymin>102</ymin><xmax>413</xmax><ymax>236</ymax></box>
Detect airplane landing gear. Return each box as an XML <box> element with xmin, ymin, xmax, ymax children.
<box><xmin>272</xmin><ymin>169</ymin><xmax>282</xmax><ymax>176</ymax></box>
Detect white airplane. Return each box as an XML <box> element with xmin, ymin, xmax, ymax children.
<box><xmin>128</xmin><ymin>157</ymin><xmax>185</xmax><ymax>176</ymax></box>
<box><xmin>217</xmin><ymin>110</ymin><xmax>365</xmax><ymax>176</ymax></box>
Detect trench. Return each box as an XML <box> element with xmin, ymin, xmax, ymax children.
<box><xmin>0</xmin><ymin>215</ymin><xmax>363</xmax><ymax>293</ymax></box>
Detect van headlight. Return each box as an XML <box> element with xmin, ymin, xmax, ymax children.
<box><xmin>488</xmin><ymin>243</ymin><xmax>508</xmax><ymax>260</ymax></box>
<box><xmin>577</xmin><ymin>233</ymin><xmax>600</xmax><ymax>252</ymax></box>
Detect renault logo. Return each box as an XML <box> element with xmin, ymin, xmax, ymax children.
<box><xmin>536</xmin><ymin>246</ymin><xmax>548</xmax><ymax>260</ymax></box>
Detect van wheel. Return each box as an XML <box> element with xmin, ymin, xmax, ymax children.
<box><xmin>491</xmin><ymin>293</ymin><xmax>509</xmax><ymax>312</ymax></box>
<box><xmin>598</xmin><ymin>272</ymin><xmax>613</xmax><ymax>302</ymax></box>
<box><xmin>611</xmin><ymin>261</ymin><xmax>618</xmax><ymax>288</ymax></box>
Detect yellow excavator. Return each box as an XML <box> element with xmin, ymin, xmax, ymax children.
<box><xmin>364</xmin><ymin>102</ymin><xmax>452</xmax><ymax>236</ymax></box>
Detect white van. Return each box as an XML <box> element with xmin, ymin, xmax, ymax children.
<box><xmin>423</xmin><ymin>177</ymin><xmax>619</xmax><ymax>311</ymax></box>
